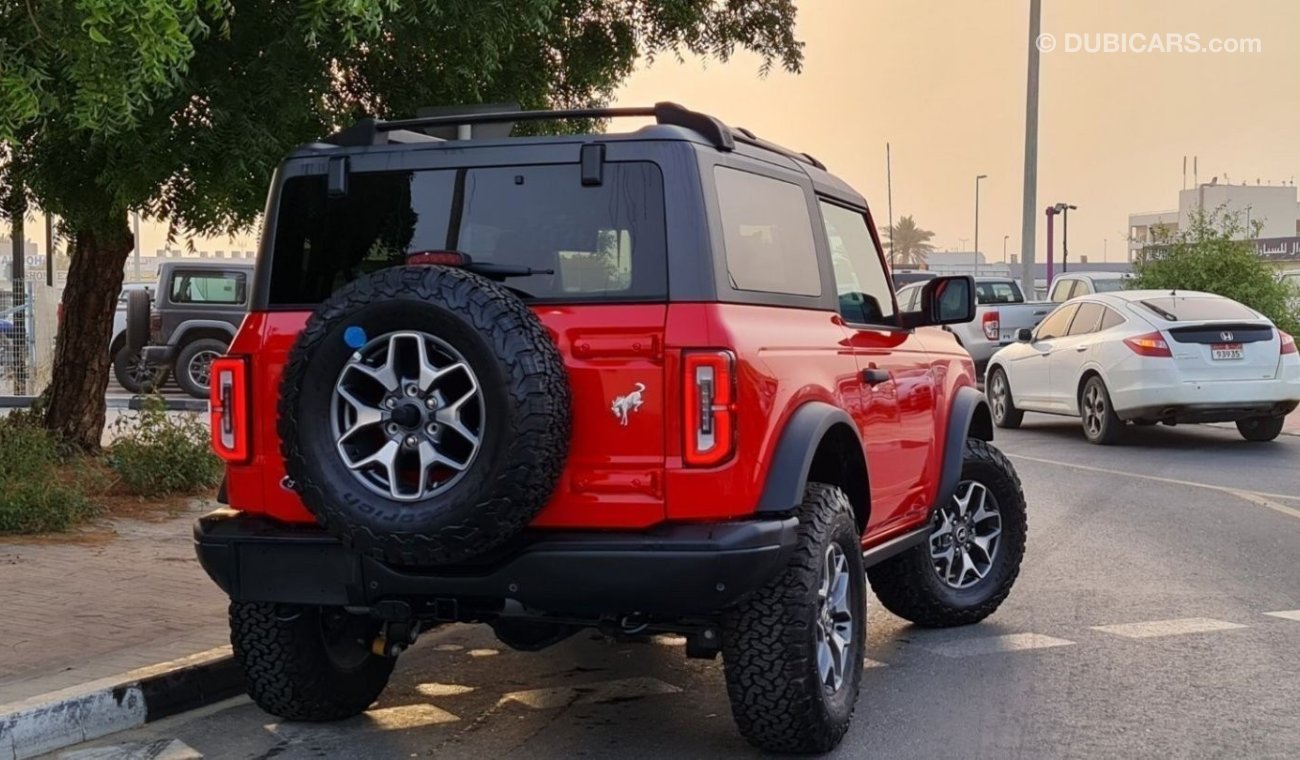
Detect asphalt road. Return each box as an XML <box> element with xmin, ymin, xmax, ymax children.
<box><xmin>55</xmin><ymin>416</ymin><xmax>1300</xmax><ymax>760</ymax></box>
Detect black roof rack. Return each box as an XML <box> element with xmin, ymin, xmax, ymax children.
<box><xmin>326</xmin><ymin>102</ymin><xmax>823</xmax><ymax>170</ymax></box>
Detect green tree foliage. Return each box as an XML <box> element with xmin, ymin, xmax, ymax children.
<box><xmin>0</xmin><ymin>0</ymin><xmax>802</xmax><ymax>449</ymax></box>
<box><xmin>880</xmin><ymin>215</ymin><xmax>935</xmax><ymax>268</ymax></box>
<box><xmin>1132</xmin><ymin>206</ymin><xmax>1299</xmax><ymax>335</ymax></box>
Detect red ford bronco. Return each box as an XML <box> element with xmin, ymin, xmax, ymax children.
<box><xmin>199</xmin><ymin>103</ymin><xmax>1027</xmax><ymax>753</ymax></box>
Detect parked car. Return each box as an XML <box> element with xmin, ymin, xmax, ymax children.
<box><xmin>986</xmin><ymin>290</ymin><xmax>1300</xmax><ymax>444</ymax></box>
<box><xmin>122</xmin><ymin>261</ymin><xmax>252</xmax><ymax>398</ymax></box>
<box><xmin>1281</xmin><ymin>270</ymin><xmax>1300</xmax><ymax>317</ymax></box>
<box><xmin>195</xmin><ymin>102</ymin><xmax>1028</xmax><ymax>754</ymax></box>
<box><xmin>109</xmin><ymin>283</ymin><xmax>159</xmax><ymax>392</ymax></box>
<box><xmin>898</xmin><ymin>276</ymin><xmax>1052</xmax><ymax>376</ymax></box>
<box><xmin>1047</xmin><ymin>271</ymin><xmax>1134</xmax><ymax>302</ymax></box>
<box><xmin>891</xmin><ymin>269</ymin><xmax>937</xmax><ymax>288</ymax></box>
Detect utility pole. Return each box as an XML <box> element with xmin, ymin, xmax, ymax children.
<box><xmin>974</xmin><ymin>174</ymin><xmax>988</xmax><ymax>277</ymax></box>
<box><xmin>1020</xmin><ymin>0</ymin><xmax>1042</xmax><ymax>299</ymax></box>
<box><xmin>886</xmin><ymin>143</ymin><xmax>895</xmax><ymax>268</ymax></box>
<box><xmin>1003</xmin><ymin>235</ymin><xmax>1010</xmax><ymax>264</ymax></box>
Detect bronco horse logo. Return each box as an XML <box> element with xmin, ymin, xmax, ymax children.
<box><xmin>611</xmin><ymin>382</ymin><xmax>647</xmax><ymax>426</ymax></box>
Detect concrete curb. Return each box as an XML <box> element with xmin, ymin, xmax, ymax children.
<box><xmin>0</xmin><ymin>396</ymin><xmax>208</xmax><ymax>412</ymax></box>
<box><xmin>0</xmin><ymin>647</ymin><xmax>242</xmax><ymax>760</ymax></box>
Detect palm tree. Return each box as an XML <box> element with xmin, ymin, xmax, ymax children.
<box><xmin>880</xmin><ymin>215</ymin><xmax>936</xmax><ymax>268</ymax></box>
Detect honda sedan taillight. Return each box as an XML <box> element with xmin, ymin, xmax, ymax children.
<box><xmin>1124</xmin><ymin>332</ymin><xmax>1173</xmax><ymax>358</ymax></box>
<box><xmin>1281</xmin><ymin>331</ymin><xmax>1297</xmax><ymax>356</ymax></box>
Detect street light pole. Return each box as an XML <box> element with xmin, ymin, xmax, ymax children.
<box><xmin>974</xmin><ymin>174</ymin><xmax>988</xmax><ymax>277</ymax></box>
<box><xmin>1020</xmin><ymin>0</ymin><xmax>1043</xmax><ymax>300</ymax></box>
<box><xmin>1003</xmin><ymin>234</ymin><xmax>1010</xmax><ymax>264</ymax></box>
<box><xmin>1054</xmin><ymin>202</ymin><xmax>1077</xmax><ymax>273</ymax></box>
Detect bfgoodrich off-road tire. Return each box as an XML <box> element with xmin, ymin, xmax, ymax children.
<box><xmin>868</xmin><ymin>439</ymin><xmax>1026</xmax><ymax>628</ymax></box>
<box><xmin>230</xmin><ymin>602</ymin><xmax>395</xmax><ymax>721</ymax></box>
<box><xmin>721</xmin><ymin>483</ymin><xmax>866</xmax><ymax>754</ymax></box>
<box><xmin>279</xmin><ymin>266</ymin><xmax>571</xmax><ymax>567</ymax></box>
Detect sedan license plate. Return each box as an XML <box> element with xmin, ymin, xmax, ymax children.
<box><xmin>1211</xmin><ymin>343</ymin><xmax>1244</xmax><ymax>360</ymax></box>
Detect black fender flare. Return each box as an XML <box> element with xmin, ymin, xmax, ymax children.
<box><xmin>935</xmin><ymin>385</ymin><xmax>994</xmax><ymax>511</ymax></box>
<box><xmin>756</xmin><ymin>402</ymin><xmax>863</xmax><ymax>514</ymax></box>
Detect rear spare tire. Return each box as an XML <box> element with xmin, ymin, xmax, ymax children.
<box><xmin>125</xmin><ymin>289</ymin><xmax>151</xmax><ymax>352</ymax></box>
<box><xmin>279</xmin><ymin>266</ymin><xmax>571</xmax><ymax>566</ymax></box>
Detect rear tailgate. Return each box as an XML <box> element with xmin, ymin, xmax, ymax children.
<box><xmin>1164</xmin><ymin>321</ymin><xmax>1281</xmax><ymax>382</ymax></box>
<box><xmin>225</xmin><ymin>305</ymin><xmax>669</xmax><ymax>529</ymax></box>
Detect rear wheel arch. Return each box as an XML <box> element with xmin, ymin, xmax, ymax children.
<box><xmin>173</xmin><ymin>324</ymin><xmax>235</xmax><ymax>350</ymax></box>
<box><xmin>757</xmin><ymin>403</ymin><xmax>871</xmax><ymax>533</ymax></box>
<box><xmin>1076</xmin><ymin>369</ymin><xmax>1104</xmax><ymax>414</ymax></box>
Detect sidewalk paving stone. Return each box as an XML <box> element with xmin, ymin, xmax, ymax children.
<box><xmin>0</xmin><ymin>501</ymin><xmax>228</xmax><ymax>706</ymax></box>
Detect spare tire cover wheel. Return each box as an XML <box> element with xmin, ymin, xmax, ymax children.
<box><xmin>278</xmin><ymin>266</ymin><xmax>571</xmax><ymax>567</ymax></box>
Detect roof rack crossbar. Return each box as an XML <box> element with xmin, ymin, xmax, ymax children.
<box><xmin>339</xmin><ymin>102</ymin><xmax>736</xmax><ymax>152</ymax></box>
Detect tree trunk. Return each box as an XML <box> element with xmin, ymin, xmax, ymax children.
<box><xmin>42</xmin><ymin>216</ymin><xmax>132</xmax><ymax>450</ymax></box>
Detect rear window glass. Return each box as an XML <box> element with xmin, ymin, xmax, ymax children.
<box><xmin>268</xmin><ymin>162</ymin><xmax>666</xmax><ymax>305</ymax></box>
<box><xmin>976</xmin><ymin>281</ymin><xmax>1023</xmax><ymax>305</ymax></box>
<box><xmin>1092</xmin><ymin>278</ymin><xmax>1127</xmax><ymax>293</ymax></box>
<box><xmin>1138</xmin><ymin>297</ymin><xmax>1257</xmax><ymax>322</ymax></box>
<box><xmin>714</xmin><ymin>167</ymin><xmax>821</xmax><ymax>297</ymax></box>
<box><xmin>170</xmin><ymin>271</ymin><xmax>246</xmax><ymax>305</ymax></box>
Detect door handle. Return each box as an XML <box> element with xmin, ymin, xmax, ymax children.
<box><xmin>1074</xmin><ymin>346</ymin><xmax>1089</xmax><ymax>352</ymax></box>
<box><xmin>862</xmin><ymin>368</ymin><xmax>891</xmax><ymax>386</ymax></box>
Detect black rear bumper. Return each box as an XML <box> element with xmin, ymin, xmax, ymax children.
<box><xmin>194</xmin><ymin>509</ymin><xmax>799</xmax><ymax>617</ymax></box>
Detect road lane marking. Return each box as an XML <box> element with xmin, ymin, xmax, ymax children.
<box><xmin>1008</xmin><ymin>453</ymin><xmax>1300</xmax><ymax>519</ymax></box>
<box><xmin>1265</xmin><ymin>610</ymin><xmax>1300</xmax><ymax>622</ymax></box>
<box><xmin>416</xmin><ymin>682</ymin><xmax>476</xmax><ymax>697</ymax></box>
<box><xmin>60</xmin><ymin>738</ymin><xmax>202</xmax><ymax>760</ymax></box>
<box><xmin>1091</xmin><ymin>617</ymin><xmax>1247</xmax><ymax>639</ymax></box>
<box><xmin>863</xmin><ymin>657</ymin><xmax>887</xmax><ymax>668</ymax></box>
<box><xmin>466</xmin><ymin>648</ymin><xmax>500</xmax><ymax>658</ymax></box>
<box><xmin>920</xmin><ymin>633</ymin><xmax>1075</xmax><ymax>658</ymax></box>
<box><xmin>499</xmin><ymin>677</ymin><xmax>682</xmax><ymax>709</ymax></box>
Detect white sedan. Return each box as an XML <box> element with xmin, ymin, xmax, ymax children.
<box><xmin>985</xmin><ymin>290</ymin><xmax>1300</xmax><ymax>444</ymax></box>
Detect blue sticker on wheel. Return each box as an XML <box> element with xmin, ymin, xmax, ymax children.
<box><xmin>344</xmin><ymin>326</ymin><xmax>367</xmax><ymax>349</ymax></box>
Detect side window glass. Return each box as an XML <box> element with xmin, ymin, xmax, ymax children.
<box><xmin>1034</xmin><ymin>304</ymin><xmax>1078</xmax><ymax>340</ymax></box>
<box><xmin>1050</xmin><ymin>280</ymin><xmax>1070</xmax><ymax>303</ymax></box>
<box><xmin>819</xmin><ymin>201</ymin><xmax>896</xmax><ymax>325</ymax></box>
<box><xmin>714</xmin><ymin>167</ymin><xmax>821</xmax><ymax>297</ymax></box>
<box><xmin>1099</xmin><ymin>306</ymin><xmax>1126</xmax><ymax>331</ymax></box>
<box><xmin>1067</xmin><ymin>302</ymin><xmax>1106</xmax><ymax>336</ymax></box>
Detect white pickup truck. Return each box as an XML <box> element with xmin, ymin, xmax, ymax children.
<box><xmin>898</xmin><ymin>276</ymin><xmax>1051</xmax><ymax>375</ymax></box>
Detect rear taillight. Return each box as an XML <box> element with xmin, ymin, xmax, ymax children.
<box><xmin>684</xmin><ymin>350</ymin><xmax>736</xmax><ymax>467</ymax></box>
<box><xmin>1124</xmin><ymin>332</ymin><xmax>1173</xmax><ymax>358</ymax></box>
<box><xmin>149</xmin><ymin>312</ymin><xmax>161</xmax><ymax>339</ymax></box>
<box><xmin>1281</xmin><ymin>331</ymin><xmax>1297</xmax><ymax>355</ymax></box>
<box><xmin>982</xmin><ymin>311</ymin><xmax>1000</xmax><ymax>341</ymax></box>
<box><xmin>211</xmin><ymin>357</ymin><xmax>250</xmax><ymax>463</ymax></box>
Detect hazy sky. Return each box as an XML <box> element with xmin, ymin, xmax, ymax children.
<box><xmin>616</xmin><ymin>0</ymin><xmax>1300</xmax><ymax>263</ymax></box>
<box><xmin>9</xmin><ymin>1</ymin><xmax>1300</xmax><ymax>266</ymax></box>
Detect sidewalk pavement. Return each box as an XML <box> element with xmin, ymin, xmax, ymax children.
<box><xmin>0</xmin><ymin>501</ymin><xmax>229</xmax><ymax>707</ymax></box>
